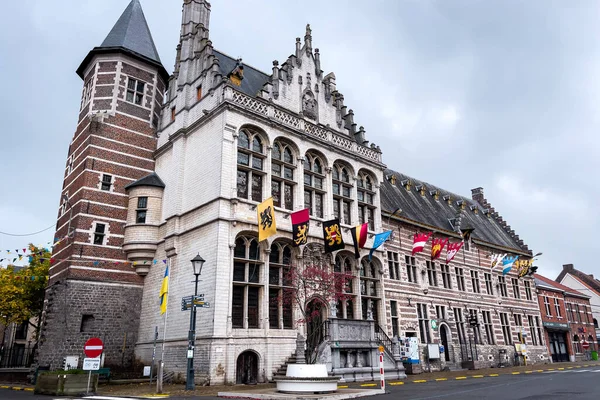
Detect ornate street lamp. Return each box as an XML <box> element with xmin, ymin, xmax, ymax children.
<box><xmin>185</xmin><ymin>254</ymin><xmax>205</xmax><ymax>391</ymax></box>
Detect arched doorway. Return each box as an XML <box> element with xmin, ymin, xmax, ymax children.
<box><xmin>440</xmin><ymin>325</ymin><xmax>451</xmax><ymax>362</ymax></box>
<box><xmin>305</xmin><ymin>299</ymin><xmax>326</xmax><ymax>363</ymax></box>
<box><xmin>236</xmin><ymin>351</ymin><xmax>258</xmax><ymax>384</ymax></box>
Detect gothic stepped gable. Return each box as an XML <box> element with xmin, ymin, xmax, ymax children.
<box><xmin>380</xmin><ymin>169</ymin><xmax>531</xmax><ymax>254</ymax></box>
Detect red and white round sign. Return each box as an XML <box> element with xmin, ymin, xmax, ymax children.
<box><xmin>582</xmin><ymin>341</ymin><xmax>590</xmax><ymax>350</ymax></box>
<box><xmin>84</xmin><ymin>337</ymin><xmax>104</xmax><ymax>358</ymax></box>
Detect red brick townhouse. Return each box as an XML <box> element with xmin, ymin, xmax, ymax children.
<box><xmin>534</xmin><ymin>274</ymin><xmax>597</xmax><ymax>362</ymax></box>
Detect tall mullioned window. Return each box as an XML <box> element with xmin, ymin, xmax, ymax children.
<box><xmin>524</xmin><ymin>280</ymin><xmax>532</xmax><ymax>300</ymax></box>
<box><xmin>387</xmin><ymin>252</ymin><xmax>400</xmax><ymax>280</ymax></box>
<box><xmin>427</xmin><ymin>261</ymin><xmax>438</xmax><ymax>286</ymax></box>
<box><xmin>455</xmin><ymin>267</ymin><xmax>465</xmax><ymax>291</ymax></box>
<box><xmin>237</xmin><ymin>129</ymin><xmax>265</xmax><ymax>202</ymax></box>
<box><xmin>528</xmin><ymin>315</ymin><xmax>537</xmax><ymax>345</ymax></box>
<box><xmin>232</xmin><ymin>236</ymin><xmax>262</xmax><ymax>329</ymax></box>
<box><xmin>357</xmin><ymin>172</ymin><xmax>375</xmax><ymax>230</ymax></box>
<box><xmin>93</xmin><ymin>223</ymin><xmax>106</xmax><ymax>245</ymax></box>
<box><xmin>332</xmin><ymin>162</ymin><xmax>353</xmax><ymax>225</ymax></box>
<box><xmin>441</xmin><ymin>264</ymin><xmax>452</xmax><ymax>289</ymax></box>
<box><xmin>484</xmin><ymin>272</ymin><xmax>493</xmax><ymax>295</ymax></box>
<box><xmin>126</xmin><ymin>77</ymin><xmax>145</xmax><ymax>106</ymax></box>
<box><xmin>405</xmin><ymin>256</ymin><xmax>417</xmax><ymax>283</ymax></box>
<box><xmin>471</xmin><ymin>270</ymin><xmax>480</xmax><ymax>293</ymax></box>
<box><xmin>483</xmin><ymin>311</ymin><xmax>495</xmax><ymax>344</ymax></box>
<box><xmin>334</xmin><ymin>253</ymin><xmax>355</xmax><ymax>319</ymax></box>
<box><xmin>454</xmin><ymin>308</ymin><xmax>466</xmax><ymax>344</ymax></box>
<box><xmin>512</xmin><ymin>278</ymin><xmax>520</xmax><ymax>299</ymax></box>
<box><xmin>498</xmin><ymin>276</ymin><xmax>508</xmax><ymax>297</ymax></box>
<box><xmin>304</xmin><ymin>152</ymin><xmax>325</xmax><ymax>218</ymax></box>
<box><xmin>500</xmin><ymin>312</ymin><xmax>512</xmax><ymax>344</ymax></box>
<box><xmin>417</xmin><ymin>303</ymin><xmax>431</xmax><ymax>344</ymax></box>
<box><xmin>136</xmin><ymin>197</ymin><xmax>148</xmax><ymax>224</ymax></box>
<box><xmin>391</xmin><ymin>301</ymin><xmax>399</xmax><ymax>337</ymax></box>
<box><xmin>271</xmin><ymin>141</ymin><xmax>295</xmax><ymax>210</ymax></box>
<box><xmin>360</xmin><ymin>258</ymin><xmax>380</xmax><ymax>323</ymax></box>
<box><xmin>268</xmin><ymin>242</ymin><xmax>293</xmax><ymax>329</ymax></box>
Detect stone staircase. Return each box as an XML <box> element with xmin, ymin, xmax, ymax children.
<box><xmin>271</xmin><ymin>353</ymin><xmax>296</xmax><ymax>382</ymax></box>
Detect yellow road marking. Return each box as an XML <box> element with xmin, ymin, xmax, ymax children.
<box><xmin>567</xmin><ymin>367</ymin><xmax>573</xmax><ymax>369</ymax></box>
<box><xmin>435</xmin><ymin>378</ymin><xmax>447</xmax><ymax>381</ymax></box>
<box><xmin>390</xmin><ymin>382</ymin><xmax>404</xmax><ymax>385</ymax></box>
<box><xmin>0</xmin><ymin>386</ymin><xmax>10</xmax><ymax>389</ymax></box>
<box><xmin>558</xmin><ymin>368</ymin><xmax>565</xmax><ymax>370</ymax></box>
<box><xmin>512</xmin><ymin>372</ymin><xmax>520</xmax><ymax>375</ymax></box>
<box><xmin>338</xmin><ymin>385</ymin><xmax>348</xmax><ymax>389</ymax></box>
<box><xmin>455</xmin><ymin>377</ymin><xmax>467</xmax><ymax>380</ymax></box>
<box><xmin>24</xmin><ymin>388</ymin><xmax>34</xmax><ymax>392</ymax></box>
<box><xmin>584</xmin><ymin>364</ymin><xmax>590</xmax><ymax>367</ymax></box>
<box><xmin>473</xmin><ymin>375</ymin><xmax>484</xmax><ymax>378</ymax></box>
<box><xmin>413</xmin><ymin>379</ymin><xmax>427</xmax><ymax>383</ymax></box>
<box><xmin>546</xmin><ymin>369</ymin><xmax>555</xmax><ymax>371</ymax></box>
<box><xmin>11</xmin><ymin>387</ymin><xmax>23</xmax><ymax>390</ymax></box>
<box><xmin>525</xmin><ymin>371</ymin><xmax>533</xmax><ymax>374</ymax></box>
<box><xmin>536</xmin><ymin>370</ymin><xmax>544</xmax><ymax>372</ymax></box>
<box><xmin>360</xmin><ymin>383</ymin><xmax>377</xmax><ymax>387</ymax></box>
<box><xmin>489</xmin><ymin>374</ymin><xmax>499</xmax><ymax>377</ymax></box>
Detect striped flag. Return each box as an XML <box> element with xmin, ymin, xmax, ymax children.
<box><xmin>350</xmin><ymin>223</ymin><xmax>368</xmax><ymax>259</ymax></box>
<box><xmin>412</xmin><ymin>232</ymin><xmax>432</xmax><ymax>255</ymax></box>
<box><xmin>502</xmin><ymin>256</ymin><xmax>519</xmax><ymax>276</ymax></box>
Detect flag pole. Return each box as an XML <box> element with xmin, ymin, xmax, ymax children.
<box><xmin>157</xmin><ymin>258</ymin><xmax>171</xmax><ymax>394</ymax></box>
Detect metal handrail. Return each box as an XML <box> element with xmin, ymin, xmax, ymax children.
<box><xmin>374</xmin><ymin>324</ymin><xmax>395</xmax><ymax>358</ymax></box>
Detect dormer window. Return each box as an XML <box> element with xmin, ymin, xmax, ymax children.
<box><xmin>136</xmin><ymin>197</ymin><xmax>148</xmax><ymax>224</ymax></box>
<box><xmin>126</xmin><ymin>77</ymin><xmax>145</xmax><ymax>106</ymax></box>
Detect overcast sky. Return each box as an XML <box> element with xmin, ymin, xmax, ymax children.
<box><xmin>0</xmin><ymin>0</ymin><xmax>598</xmax><ymax>280</ymax></box>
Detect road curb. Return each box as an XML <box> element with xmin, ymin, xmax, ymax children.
<box><xmin>0</xmin><ymin>385</ymin><xmax>34</xmax><ymax>391</ymax></box>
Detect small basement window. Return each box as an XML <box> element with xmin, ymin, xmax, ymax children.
<box><xmin>93</xmin><ymin>223</ymin><xmax>106</xmax><ymax>245</ymax></box>
<box><xmin>136</xmin><ymin>197</ymin><xmax>148</xmax><ymax>224</ymax></box>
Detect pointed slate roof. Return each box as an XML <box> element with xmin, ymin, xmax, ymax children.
<box><xmin>380</xmin><ymin>169</ymin><xmax>529</xmax><ymax>254</ymax></box>
<box><xmin>101</xmin><ymin>0</ymin><xmax>161</xmax><ymax>64</ymax></box>
<box><xmin>125</xmin><ymin>172</ymin><xmax>165</xmax><ymax>190</ymax></box>
<box><xmin>77</xmin><ymin>0</ymin><xmax>168</xmax><ymax>81</ymax></box>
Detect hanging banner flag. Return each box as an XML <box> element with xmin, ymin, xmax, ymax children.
<box><xmin>517</xmin><ymin>259</ymin><xmax>534</xmax><ymax>278</ymax></box>
<box><xmin>350</xmin><ymin>223</ymin><xmax>368</xmax><ymax>259</ymax></box>
<box><xmin>491</xmin><ymin>253</ymin><xmax>507</xmax><ymax>271</ymax></box>
<box><xmin>412</xmin><ymin>232</ymin><xmax>432</xmax><ymax>255</ymax></box>
<box><xmin>159</xmin><ymin>263</ymin><xmax>170</xmax><ymax>315</ymax></box>
<box><xmin>323</xmin><ymin>219</ymin><xmax>345</xmax><ymax>253</ymax></box>
<box><xmin>431</xmin><ymin>238</ymin><xmax>448</xmax><ymax>261</ymax></box>
<box><xmin>369</xmin><ymin>231</ymin><xmax>393</xmax><ymax>261</ymax></box>
<box><xmin>257</xmin><ymin>197</ymin><xmax>277</xmax><ymax>242</ymax></box>
<box><xmin>502</xmin><ymin>255</ymin><xmax>519</xmax><ymax>276</ymax></box>
<box><xmin>446</xmin><ymin>241</ymin><xmax>464</xmax><ymax>264</ymax></box>
<box><xmin>291</xmin><ymin>209</ymin><xmax>310</xmax><ymax>247</ymax></box>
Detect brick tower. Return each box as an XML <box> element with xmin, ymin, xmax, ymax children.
<box><xmin>37</xmin><ymin>0</ymin><xmax>168</xmax><ymax>369</ymax></box>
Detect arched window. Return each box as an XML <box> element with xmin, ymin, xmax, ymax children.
<box><xmin>304</xmin><ymin>152</ymin><xmax>325</xmax><ymax>218</ymax></box>
<box><xmin>334</xmin><ymin>253</ymin><xmax>355</xmax><ymax>319</ymax></box>
<box><xmin>271</xmin><ymin>140</ymin><xmax>295</xmax><ymax>210</ymax></box>
<box><xmin>237</xmin><ymin>128</ymin><xmax>266</xmax><ymax>202</ymax></box>
<box><xmin>332</xmin><ymin>162</ymin><xmax>353</xmax><ymax>225</ymax></box>
<box><xmin>269</xmin><ymin>242</ymin><xmax>294</xmax><ymax>329</ymax></box>
<box><xmin>232</xmin><ymin>236</ymin><xmax>263</xmax><ymax>329</ymax></box>
<box><xmin>357</xmin><ymin>171</ymin><xmax>376</xmax><ymax>230</ymax></box>
<box><xmin>360</xmin><ymin>258</ymin><xmax>381</xmax><ymax>324</ymax></box>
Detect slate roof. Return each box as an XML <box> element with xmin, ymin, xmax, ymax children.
<box><xmin>77</xmin><ymin>0</ymin><xmax>168</xmax><ymax>82</ymax></box>
<box><xmin>214</xmin><ymin>50</ymin><xmax>270</xmax><ymax>97</ymax></box>
<box><xmin>380</xmin><ymin>169</ymin><xmax>528</xmax><ymax>253</ymax></box>
<box><xmin>534</xmin><ymin>274</ymin><xmax>588</xmax><ymax>298</ymax></box>
<box><xmin>125</xmin><ymin>172</ymin><xmax>165</xmax><ymax>190</ymax></box>
<box><xmin>556</xmin><ymin>266</ymin><xmax>600</xmax><ymax>297</ymax></box>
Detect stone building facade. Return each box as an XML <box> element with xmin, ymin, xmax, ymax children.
<box><xmin>378</xmin><ymin>173</ymin><xmax>549</xmax><ymax>371</ymax></box>
<box><xmin>535</xmin><ymin>274</ymin><xmax>597</xmax><ymax>362</ymax></box>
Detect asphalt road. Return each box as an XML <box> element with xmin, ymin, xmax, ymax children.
<box><xmin>2</xmin><ymin>367</ymin><xmax>599</xmax><ymax>400</ymax></box>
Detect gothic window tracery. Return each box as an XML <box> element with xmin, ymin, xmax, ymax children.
<box><xmin>332</xmin><ymin>162</ymin><xmax>353</xmax><ymax>225</ymax></box>
<box><xmin>304</xmin><ymin>152</ymin><xmax>325</xmax><ymax>218</ymax></box>
<box><xmin>232</xmin><ymin>235</ymin><xmax>263</xmax><ymax>329</ymax></box>
<box><xmin>269</xmin><ymin>242</ymin><xmax>294</xmax><ymax>329</ymax></box>
<box><xmin>271</xmin><ymin>140</ymin><xmax>295</xmax><ymax>210</ymax></box>
<box><xmin>237</xmin><ymin>128</ymin><xmax>266</xmax><ymax>202</ymax></box>
<box><xmin>357</xmin><ymin>171</ymin><xmax>376</xmax><ymax>230</ymax></box>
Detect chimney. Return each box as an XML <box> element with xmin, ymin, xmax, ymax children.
<box><xmin>471</xmin><ymin>187</ymin><xmax>485</xmax><ymax>204</ymax></box>
<box><xmin>562</xmin><ymin>264</ymin><xmax>574</xmax><ymax>272</ymax></box>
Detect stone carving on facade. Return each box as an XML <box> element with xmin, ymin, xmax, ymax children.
<box><xmin>302</xmin><ymin>90</ymin><xmax>318</xmax><ymax>121</ymax></box>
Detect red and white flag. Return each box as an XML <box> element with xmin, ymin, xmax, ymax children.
<box><xmin>431</xmin><ymin>238</ymin><xmax>448</xmax><ymax>260</ymax></box>
<box><xmin>412</xmin><ymin>232</ymin><xmax>432</xmax><ymax>255</ymax></box>
<box><xmin>446</xmin><ymin>241</ymin><xmax>464</xmax><ymax>264</ymax></box>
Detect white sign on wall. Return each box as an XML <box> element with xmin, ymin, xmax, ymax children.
<box><xmin>83</xmin><ymin>357</ymin><xmax>101</xmax><ymax>371</ymax></box>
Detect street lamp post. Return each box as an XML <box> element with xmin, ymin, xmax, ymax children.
<box><xmin>185</xmin><ymin>254</ymin><xmax>205</xmax><ymax>391</ymax></box>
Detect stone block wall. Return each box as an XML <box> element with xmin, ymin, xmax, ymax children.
<box><xmin>37</xmin><ymin>280</ymin><xmax>143</xmax><ymax>370</ymax></box>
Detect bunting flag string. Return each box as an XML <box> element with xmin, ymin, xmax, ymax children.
<box><xmin>0</xmin><ymin>256</ymin><xmax>169</xmax><ymax>268</ymax></box>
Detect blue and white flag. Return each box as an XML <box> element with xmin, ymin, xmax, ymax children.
<box><xmin>502</xmin><ymin>255</ymin><xmax>519</xmax><ymax>276</ymax></box>
<box><xmin>368</xmin><ymin>231</ymin><xmax>393</xmax><ymax>261</ymax></box>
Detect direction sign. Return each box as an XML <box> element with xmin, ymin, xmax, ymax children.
<box><xmin>83</xmin><ymin>357</ymin><xmax>101</xmax><ymax>371</ymax></box>
<box><xmin>181</xmin><ymin>296</ymin><xmax>210</xmax><ymax>311</ymax></box>
<box><xmin>84</xmin><ymin>337</ymin><xmax>104</xmax><ymax>358</ymax></box>
<box><xmin>582</xmin><ymin>341</ymin><xmax>590</xmax><ymax>350</ymax></box>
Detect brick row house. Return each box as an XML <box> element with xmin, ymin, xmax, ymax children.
<box><xmin>380</xmin><ymin>174</ymin><xmax>549</xmax><ymax>371</ymax></box>
<box><xmin>556</xmin><ymin>264</ymin><xmax>600</xmax><ymax>347</ymax></box>
<box><xmin>535</xmin><ymin>274</ymin><xmax>597</xmax><ymax>361</ymax></box>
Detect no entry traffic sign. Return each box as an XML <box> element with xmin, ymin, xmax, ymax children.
<box><xmin>582</xmin><ymin>341</ymin><xmax>590</xmax><ymax>350</ymax></box>
<box><xmin>84</xmin><ymin>337</ymin><xmax>104</xmax><ymax>358</ymax></box>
